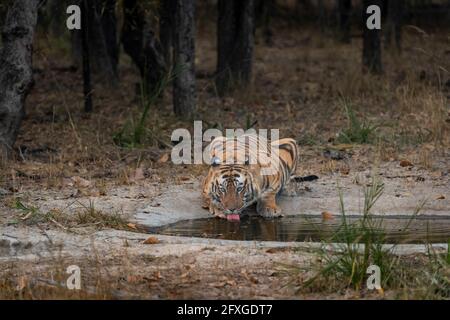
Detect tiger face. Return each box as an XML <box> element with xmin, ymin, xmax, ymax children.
<box><xmin>209</xmin><ymin>163</ymin><xmax>258</xmax><ymax>221</ymax></box>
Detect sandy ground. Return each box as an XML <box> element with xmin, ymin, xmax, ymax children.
<box><xmin>1</xmin><ymin>150</ymin><xmax>448</xmax><ymax>299</ymax></box>
<box><xmin>0</xmin><ymin>19</ymin><xmax>449</xmax><ymax>298</ymax></box>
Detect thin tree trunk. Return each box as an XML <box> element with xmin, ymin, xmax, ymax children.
<box><xmin>88</xmin><ymin>0</ymin><xmax>118</xmax><ymax>84</ymax></box>
<box><xmin>160</xmin><ymin>0</ymin><xmax>175</xmax><ymax>67</ymax></box>
<box><xmin>216</xmin><ymin>0</ymin><xmax>255</xmax><ymax>95</ymax></box>
<box><xmin>384</xmin><ymin>0</ymin><xmax>404</xmax><ymax>51</ymax></box>
<box><xmin>338</xmin><ymin>0</ymin><xmax>352</xmax><ymax>43</ymax></box>
<box><xmin>362</xmin><ymin>0</ymin><xmax>383</xmax><ymax>74</ymax></box>
<box><xmin>0</xmin><ymin>0</ymin><xmax>40</xmax><ymax>160</ymax></box>
<box><xmin>255</xmin><ymin>0</ymin><xmax>273</xmax><ymax>46</ymax></box>
<box><xmin>173</xmin><ymin>0</ymin><xmax>196</xmax><ymax>118</ymax></box>
<box><xmin>122</xmin><ymin>0</ymin><xmax>166</xmax><ymax>97</ymax></box>
<box><xmin>317</xmin><ymin>0</ymin><xmax>326</xmax><ymax>33</ymax></box>
<box><xmin>72</xmin><ymin>0</ymin><xmax>118</xmax><ymax>85</ymax></box>
<box><xmin>81</xmin><ymin>0</ymin><xmax>93</xmax><ymax>113</ymax></box>
<box><xmin>47</xmin><ymin>0</ymin><xmax>68</xmax><ymax>37</ymax></box>
<box><xmin>100</xmin><ymin>0</ymin><xmax>119</xmax><ymax>72</ymax></box>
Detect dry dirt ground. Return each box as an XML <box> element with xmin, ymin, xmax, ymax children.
<box><xmin>0</xmin><ymin>21</ymin><xmax>449</xmax><ymax>299</ymax></box>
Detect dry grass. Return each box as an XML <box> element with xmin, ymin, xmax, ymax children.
<box><xmin>0</xmin><ymin>23</ymin><xmax>447</xmax><ymax>191</ymax></box>
<box><xmin>0</xmin><ymin>20</ymin><xmax>448</xmax><ymax>300</ymax></box>
<box><xmin>7</xmin><ymin>198</ymin><xmax>132</xmax><ymax>232</ymax></box>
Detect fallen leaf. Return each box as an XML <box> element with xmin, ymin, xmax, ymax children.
<box><xmin>89</xmin><ymin>190</ymin><xmax>101</xmax><ymax>197</ymax></box>
<box><xmin>127</xmin><ymin>223</ymin><xmax>137</xmax><ymax>230</ymax></box>
<box><xmin>265</xmin><ymin>247</ymin><xmax>289</xmax><ymax>254</ymax></box>
<box><xmin>126</xmin><ymin>275</ymin><xmax>142</xmax><ymax>284</ymax></box>
<box><xmin>16</xmin><ymin>276</ymin><xmax>28</xmax><ymax>291</ymax></box>
<box><xmin>435</xmin><ymin>195</ymin><xmax>446</xmax><ymax>200</ymax></box>
<box><xmin>132</xmin><ymin>167</ymin><xmax>145</xmax><ymax>181</ymax></box>
<box><xmin>21</xmin><ymin>212</ymin><xmax>32</xmax><ymax>221</ymax></box>
<box><xmin>143</xmin><ymin>236</ymin><xmax>160</xmax><ymax>244</ymax></box>
<box><xmin>321</xmin><ymin>211</ymin><xmax>334</xmax><ymax>220</ymax></box>
<box><xmin>144</xmin><ymin>271</ymin><xmax>163</xmax><ymax>282</ymax></box>
<box><xmin>226</xmin><ymin>280</ymin><xmax>237</xmax><ymax>286</ymax></box>
<box><xmin>400</xmin><ymin>160</ymin><xmax>413</xmax><ymax>167</ymax></box>
<box><xmin>71</xmin><ymin>176</ymin><xmax>91</xmax><ymax>188</ymax></box>
<box><xmin>158</xmin><ymin>153</ymin><xmax>170</xmax><ymax>163</ymax></box>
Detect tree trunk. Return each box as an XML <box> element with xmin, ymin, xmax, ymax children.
<box><xmin>216</xmin><ymin>0</ymin><xmax>255</xmax><ymax>96</ymax></box>
<box><xmin>338</xmin><ymin>0</ymin><xmax>352</xmax><ymax>43</ymax></box>
<box><xmin>0</xmin><ymin>0</ymin><xmax>40</xmax><ymax>160</ymax></box>
<box><xmin>317</xmin><ymin>0</ymin><xmax>326</xmax><ymax>33</ymax></box>
<box><xmin>72</xmin><ymin>0</ymin><xmax>118</xmax><ymax>85</ymax></box>
<box><xmin>122</xmin><ymin>0</ymin><xmax>166</xmax><ymax>97</ymax></box>
<box><xmin>255</xmin><ymin>0</ymin><xmax>273</xmax><ymax>46</ymax></box>
<box><xmin>384</xmin><ymin>0</ymin><xmax>404</xmax><ymax>51</ymax></box>
<box><xmin>159</xmin><ymin>0</ymin><xmax>175</xmax><ymax>67</ymax></box>
<box><xmin>173</xmin><ymin>0</ymin><xmax>196</xmax><ymax>118</ymax></box>
<box><xmin>100</xmin><ymin>0</ymin><xmax>119</xmax><ymax>72</ymax></box>
<box><xmin>81</xmin><ymin>0</ymin><xmax>93</xmax><ymax>113</ymax></box>
<box><xmin>362</xmin><ymin>0</ymin><xmax>382</xmax><ymax>74</ymax></box>
<box><xmin>47</xmin><ymin>0</ymin><xmax>68</xmax><ymax>37</ymax></box>
<box><xmin>88</xmin><ymin>0</ymin><xmax>118</xmax><ymax>84</ymax></box>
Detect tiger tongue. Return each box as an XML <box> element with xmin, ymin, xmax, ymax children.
<box><xmin>226</xmin><ymin>214</ymin><xmax>240</xmax><ymax>222</ymax></box>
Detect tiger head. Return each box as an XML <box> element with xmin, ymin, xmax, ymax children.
<box><xmin>208</xmin><ymin>156</ymin><xmax>258</xmax><ymax>221</ymax></box>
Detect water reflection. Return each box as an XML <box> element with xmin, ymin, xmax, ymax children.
<box><xmin>147</xmin><ymin>215</ymin><xmax>450</xmax><ymax>244</ymax></box>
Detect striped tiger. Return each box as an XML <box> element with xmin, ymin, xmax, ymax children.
<box><xmin>201</xmin><ymin>134</ymin><xmax>298</xmax><ymax>221</ymax></box>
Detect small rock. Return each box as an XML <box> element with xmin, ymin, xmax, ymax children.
<box><xmin>0</xmin><ymin>188</ymin><xmax>10</xmax><ymax>196</ymax></box>
<box><xmin>323</xmin><ymin>149</ymin><xmax>347</xmax><ymax>160</ymax></box>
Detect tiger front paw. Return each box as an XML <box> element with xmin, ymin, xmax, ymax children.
<box><xmin>257</xmin><ymin>203</ymin><xmax>283</xmax><ymax>219</ymax></box>
<box><xmin>202</xmin><ymin>196</ymin><xmax>210</xmax><ymax>209</ymax></box>
<box><xmin>209</xmin><ymin>204</ymin><xmax>226</xmax><ymax>219</ymax></box>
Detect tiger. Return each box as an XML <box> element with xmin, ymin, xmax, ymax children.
<box><xmin>201</xmin><ymin>133</ymin><xmax>299</xmax><ymax>221</ymax></box>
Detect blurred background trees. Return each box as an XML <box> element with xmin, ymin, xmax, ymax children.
<box><xmin>0</xmin><ymin>0</ymin><xmax>449</xmax><ymax>159</ymax></box>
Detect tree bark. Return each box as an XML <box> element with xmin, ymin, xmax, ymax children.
<box><xmin>122</xmin><ymin>0</ymin><xmax>166</xmax><ymax>97</ymax></box>
<box><xmin>159</xmin><ymin>0</ymin><xmax>175</xmax><ymax>67</ymax></box>
<box><xmin>384</xmin><ymin>0</ymin><xmax>404</xmax><ymax>51</ymax></box>
<box><xmin>72</xmin><ymin>0</ymin><xmax>118</xmax><ymax>86</ymax></box>
<box><xmin>362</xmin><ymin>0</ymin><xmax>383</xmax><ymax>74</ymax></box>
<box><xmin>0</xmin><ymin>0</ymin><xmax>40</xmax><ymax>160</ymax></box>
<box><xmin>255</xmin><ymin>0</ymin><xmax>273</xmax><ymax>46</ymax></box>
<box><xmin>81</xmin><ymin>0</ymin><xmax>93</xmax><ymax>113</ymax></box>
<box><xmin>317</xmin><ymin>0</ymin><xmax>326</xmax><ymax>33</ymax></box>
<box><xmin>100</xmin><ymin>0</ymin><xmax>119</xmax><ymax>72</ymax></box>
<box><xmin>216</xmin><ymin>0</ymin><xmax>255</xmax><ymax>96</ymax></box>
<box><xmin>173</xmin><ymin>0</ymin><xmax>196</xmax><ymax>118</ymax></box>
<box><xmin>338</xmin><ymin>0</ymin><xmax>352</xmax><ymax>43</ymax></box>
<box><xmin>47</xmin><ymin>0</ymin><xmax>69</xmax><ymax>37</ymax></box>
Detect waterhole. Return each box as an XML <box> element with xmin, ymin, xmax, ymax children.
<box><xmin>146</xmin><ymin>215</ymin><xmax>450</xmax><ymax>244</ymax></box>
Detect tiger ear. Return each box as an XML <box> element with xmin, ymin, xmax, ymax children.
<box><xmin>244</xmin><ymin>156</ymin><xmax>250</xmax><ymax>165</ymax></box>
<box><xmin>211</xmin><ymin>156</ymin><xmax>221</xmax><ymax>167</ymax></box>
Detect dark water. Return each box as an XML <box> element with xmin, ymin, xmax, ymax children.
<box><xmin>146</xmin><ymin>215</ymin><xmax>450</xmax><ymax>244</ymax></box>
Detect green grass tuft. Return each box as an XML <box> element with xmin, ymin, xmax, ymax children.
<box><xmin>336</xmin><ymin>100</ymin><xmax>379</xmax><ymax>144</ymax></box>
